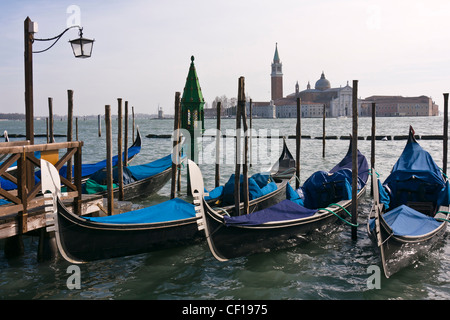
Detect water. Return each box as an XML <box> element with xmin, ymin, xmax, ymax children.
<box><xmin>0</xmin><ymin>116</ymin><xmax>449</xmax><ymax>300</ymax></box>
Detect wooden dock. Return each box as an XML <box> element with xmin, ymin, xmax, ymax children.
<box><xmin>0</xmin><ymin>194</ymin><xmax>102</xmax><ymax>239</ymax></box>
<box><xmin>0</xmin><ymin>139</ymin><xmax>103</xmax><ymax>258</ymax></box>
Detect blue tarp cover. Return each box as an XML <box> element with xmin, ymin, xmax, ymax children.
<box><xmin>213</xmin><ymin>173</ymin><xmax>278</xmax><ymax>206</ymax></box>
<box><xmin>223</xmin><ymin>142</ymin><xmax>368</xmax><ymax>226</ymax></box>
<box><xmin>57</xmin><ymin>145</ymin><xmax>141</xmax><ymax>179</ymax></box>
<box><xmin>127</xmin><ymin>154</ymin><xmax>172</xmax><ymax>180</ymax></box>
<box><xmin>301</xmin><ymin>169</ymin><xmax>353</xmax><ymax>209</ymax></box>
<box><xmin>381</xmin><ymin>135</ymin><xmax>449</xmax><ymax>209</ymax></box>
<box><xmin>1</xmin><ymin>175</ymin><xmax>40</xmax><ymax>191</ymax></box>
<box><xmin>224</xmin><ymin>199</ymin><xmax>317</xmax><ymax>226</ymax></box>
<box><xmin>82</xmin><ymin>154</ymin><xmax>173</xmax><ymax>194</ymax></box>
<box><xmin>381</xmin><ymin>204</ymin><xmax>442</xmax><ymax>236</ymax></box>
<box><xmin>84</xmin><ymin>198</ymin><xmax>195</xmax><ymax>224</ymax></box>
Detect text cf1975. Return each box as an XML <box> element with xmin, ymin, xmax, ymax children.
<box><xmin>182</xmin><ymin>304</ymin><xmax>268</xmax><ymax>317</ymax></box>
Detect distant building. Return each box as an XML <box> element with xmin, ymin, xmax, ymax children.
<box><xmin>360</xmin><ymin>95</ymin><xmax>439</xmax><ymax>117</ymax></box>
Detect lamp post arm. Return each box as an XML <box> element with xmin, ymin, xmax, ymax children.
<box><xmin>33</xmin><ymin>25</ymin><xmax>81</xmax><ymax>54</ymax></box>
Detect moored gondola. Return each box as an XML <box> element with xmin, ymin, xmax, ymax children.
<box><xmin>82</xmin><ymin>153</ymin><xmax>177</xmax><ymax>200</ymax></box>
<box><xmin>367</xmin><ymin>126</ymin><xmax>450</xmax><ymax>278</ymax></box>
<box><xmin>41</xmin><ymin>158</ymin><xmax>201</xmax><ymax>264</ymax></box>
<box><xmin>41</xmin><ymin>139</ymin><xmax>294</xmax><ymax>263</ymax></box>
<box><xmin>59</xmin><ymin>127</ymin><xmax>142</xmax><ymax>181</ymax></box>
<box><xmin>192</xmin><ymin>139</ymin><xmax>369</xmax><ymax>261</ymax></box>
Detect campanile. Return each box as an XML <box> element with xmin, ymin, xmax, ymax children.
<box><xmin>271</xmin><ymin>43</ymin><xmax>283</xmax><ymax>101</ymax></box>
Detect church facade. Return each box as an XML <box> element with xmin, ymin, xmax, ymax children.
<box><xmin>249</xmin><ymin>44</ymin><xmax>438</xmax><ymax>118</ymax></box>
<box><xmin>251</xmin><ymin>44</ymin><xmax>356</xmax><ymax>118</ymax></box>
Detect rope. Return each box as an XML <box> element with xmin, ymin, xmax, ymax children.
<box><xmin>368</xmin><ymin>169</ymin><xmax>380</xmax><ymax>178</ymax></box>
<box><xmin>318</xmin><ymin>202</ymin><xmax>359</xmax><ymax>227</ymax></box>
<box><xmin>435</xmin><ymin>210</ymin><xmax>450</xmax><ymax>223</ymax></box>
<box><xmin>438</xmin><ymin>167</ymin><xmax>449</xmax><ymax>180</ymax></box>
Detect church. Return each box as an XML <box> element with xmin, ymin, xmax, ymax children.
<box><xmin>251</xmin><ymin>44</ymin><xmax>354</xmax><ymax>118</ymax></box>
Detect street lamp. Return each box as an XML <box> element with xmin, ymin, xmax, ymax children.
<box><xmin>24</xmin><ymin>16</ymin><xmax>94</xmax><ymax>144</ymax></box>
<box><xmin>69</xmin><ymin>28</ymin><xmax>94</xmax><ymax>58</ymax></box>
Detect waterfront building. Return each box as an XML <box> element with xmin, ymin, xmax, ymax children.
<box><xmin>360</xmin><ymin>95</ymin><xmax>439</xmax><ymax>117</ymax></box>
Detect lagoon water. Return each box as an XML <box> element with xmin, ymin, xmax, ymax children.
<box><xmin>0</xmin><ymin>116</ymin><xmax>449</xmax><ymax>300</ymax></box>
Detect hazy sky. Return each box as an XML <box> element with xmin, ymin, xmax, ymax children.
<box><xmin>1</xmin><ymin>0</ymin><xmax>450</xmax><ymax>117</ymax></box>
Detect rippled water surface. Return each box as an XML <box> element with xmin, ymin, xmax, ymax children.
<box><xmin>0</xmin><ymin>116</ymin><xmax>449</xmax><ymax>300</ymax></box>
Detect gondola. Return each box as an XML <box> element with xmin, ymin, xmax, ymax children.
<box><xmin>40</xmin><ymin>140</ymin><xmax>295</xmax><ymax>263</ymax></box>
<box><xmin>58</xmin><ymin>127</ymin><xmax>142</xmax><ymax>181</ymax></box>
<box><xmin>41</xmin><ymin>158</ymin><xmax>201</xmax><ymax>264</ymax></box>
<box><xmin>204</xmin><ymin>139</ymin><xmax>296</xmax><ymax>216</ymax></box>
<box><xmin>192</xmin><ymin>138</ymin><xmax>369</xmax><ymax>261</ymax></box>
<box><xmin>82</xmin><ymin>152</ymin><xmax>178</xmax><ymax>200</ymax></box>
<box><xmin>367</xmin><ymin>126</ymin><xmax>450</xmax><ymax>278</ymax></box>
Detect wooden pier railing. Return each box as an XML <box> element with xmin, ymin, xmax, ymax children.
<box><xmin>0</xmin><ymin>140</ymin><xmax>83</xmax><ymax>234</ymax></box>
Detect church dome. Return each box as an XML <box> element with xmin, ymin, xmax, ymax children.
<box><xmin>315</xmin><ymin>72</ymin><xmax>331</xmax><ymax>91</ymax></box>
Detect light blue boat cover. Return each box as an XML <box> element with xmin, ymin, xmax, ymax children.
<box><xmin>82</xmin><ymin>154</ymin><xmax>174</xmax><ymax>194</ymax></box>
<box><xmin>58</xmin><ymin>144</ymin><xmax>141</xmax><ymax>179</ymax></box>
<box><xmin>127</xmin><ymin>154</ymin><xmax>172</xmax><ymax>180</ymax></box>
<box><xmin>84</xmin><ymin>198</ymin><xmax>195</xmax><ymax>224</ymax></box>
<box><xmin>379</xmin><ymin>204</ymin><xmax>442</xmax><ymax>236</ymax></box>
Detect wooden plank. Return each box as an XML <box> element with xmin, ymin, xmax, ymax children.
<box><xmin>0</xmin><ymin>195</ymin><xmax>102</xmax><ymax>238</ymax></box>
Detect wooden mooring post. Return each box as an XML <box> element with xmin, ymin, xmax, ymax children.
<box><xmin>105</xmin><ymin>105</ymin><xmax>113</xmax><ymax>215</ymax></box>
<box><xmin>234</xmin><ymin>76</ymin><xmax>249</xmax><ymax>216</ymax></box>
<box><xmin>48</xmin><ymin>97</ymin><xmax>54</xmax><ymax>143</ymax></box>
<box><xmin>171</xmin><ymin>92</ymin><xmax>181</xmax><ymax>199</ymax></box>
<box><xmin>124</xmin><ymin>101</ymin><xmax>129</xmax><ymax>166</ymax></box>
<box><xmin>322</xmin><ymin>103</ymin><xmax>326</xmax><ymax>158</ymax></box>
<box><xmin>296</xmin><ymin>97</ymin><xmax>301</xmax><ymax>189</ymax></box>
<box><xmin>371</xmin><ymin>102</ymin><xmax>376</xmax><ymax>196</ymax></box>
<box><xmin>443</xmin><ymin>93</ymin><xmax>448</xmax><ymax>176</ymax></box>
<box><xmin>98</xmin><ymin>114</ymin><xmax>102</xmax><ymax>137</ymax></box>
<box><xmin>67</xmin><ymin>90</ymin><xmax>74</xmax><ymax>181</ymax></box>
<box><xmin>215</xmin><ymin>101</ymin><xmax>221</xmax><ymax>188</ymax></box>
<box><xmin>132</xmin><ymin>106</ymin><xmax>135</xmax><ymax>142</ymax></box>
<box><xmin>351</xmin><ymin>80</ymin><xmax>359</xmax><ymax>240</ymax></box>
<box><xmin>117</xmin><ymin>98</ymin><xmax>124</xmax><ymax>201</ymax></box>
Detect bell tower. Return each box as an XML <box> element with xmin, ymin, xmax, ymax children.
<box><xmin>271</xmin><ymin>43</ymin><xmax>283</xmax><ymax>101</ymax></box>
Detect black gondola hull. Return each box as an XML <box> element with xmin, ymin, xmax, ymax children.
<box><xmin>203</xmin><ymin>187</ymin><xmax>366</xmax><ymax>260</ymax></box>
<box><xmin>56</xmin><ymin>198</ymin><xmax>202</xmax><ymax>263</ymax></box>
<box><xmin>112</xmin><ymin>167</ymin><xmax>172</xmax><ymax>200</ymax></box>
<box><xmin>367</xmin><ymin>204</ymin><xmax>448</xmax><ymax>278</ymax></box>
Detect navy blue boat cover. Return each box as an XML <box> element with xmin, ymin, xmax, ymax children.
<box><xmin>380</xmin><ymin>131</ymin><xmax>450</xmax><ymax>210</ymax></box>
<box><xmin>224</xmin><ymin>199</ymin><xmax>317</xmax><ymax>226</ymax></box>
<box><xmin>205</xmin><ymin>173</ymin><xmax>277</xmax><ymax>205</ymax></box>
<box><xmin>84</xmin><ymin>198</ymin><xmax>195</xmax><ymax>224</ymax></box>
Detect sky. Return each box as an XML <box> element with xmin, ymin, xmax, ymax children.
<box><xmin>1</xmin><ymin>0</ymin><xmax>450</xmax><ymax>117</ymax></box>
